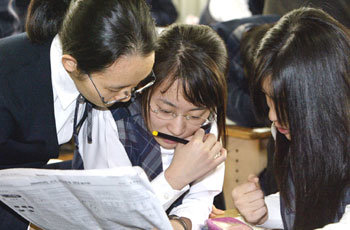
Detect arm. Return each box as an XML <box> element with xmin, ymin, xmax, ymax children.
<box><xmin>164</xmin><ymin>127</ymin><xmax>226</xmax><ymax>190</ymax></box>
<box><xmin>167</xmin><ymin>123</ymin><xmax>225</xmax><ymax>229</ymax></box>
<box><xmin>232</xmin><ymin>175</ymin><xmax>284</xmax><ymax>229</ymax></box>
<box><xmin>0</xmin><ymin>100</ymin><xmax>49</xmax><ymax>168</ymax></box>
<box><xmin>232</xmin><ymin>175</ymin><xmax>268</xmax><ymax>225</ymax></box>
<box><xmin>169</xmin><ymin>162</ymin><xmax>225</xmax><ymax>229</ymax></box>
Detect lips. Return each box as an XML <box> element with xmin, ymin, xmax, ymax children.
<box><xmin>276</xmin><ymin>126</ymin><xmax>289</xmax><ymax>134</ymax></box>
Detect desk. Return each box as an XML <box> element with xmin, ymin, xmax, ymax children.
<box><xmin>223</xmin><ymin>125</ymin><xmax>271</xmax><ymax>209</ymax></box>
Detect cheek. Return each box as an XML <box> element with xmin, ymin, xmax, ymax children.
<box><xmin>182</xmin><ymin>125</ymin><xmax>200</xmax><ymax>138</ymax></box>
<box><xmin>148</xmin><ymin>113</ymin><xmax>166</xmax><ymax>131</ymax></box>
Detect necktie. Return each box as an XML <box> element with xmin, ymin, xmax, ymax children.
<box><xmin>72</xmin><ymin>94</ymin><xmax>92</xmax><ymax>169</ymax></box>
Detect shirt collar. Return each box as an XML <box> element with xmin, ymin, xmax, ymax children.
<box><xmin>50</xmin><ymin>35</ymin><xmax>80</xmax><ymax>110</ymax></box>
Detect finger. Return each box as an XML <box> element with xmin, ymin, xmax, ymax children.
<box><xmin>203</xmin><ymin>133</ymin><xmax>217</xmax><ymax>148</ymax></box>
<box><xmin>191</xmin><ymin>128</ymin><xmax>205</xmax><ymax>142</ymax></box>
<box><xmin>247</xmin><ymin>196</ymin><xmax>266</xmax><ymax>210</ymax></box>
<box><xmin>247</xmin><ymin>174</ymin><xmax>260</xmax><ymax>189</ymax></box>
<box><xmin>253</xmin><ymin>205</ymin><xmax>268</xmax><ymax>218</ymax></box>
<box><xmin>247</xmin><ymin>174</ymin><xmax>258</xmax><ymax>183</ymax></box>
<box><xmin>209</xmin><ymin>141</ymin><xmax>222</xmax><ymax>157</ymax></box>
<box><xmin>213</xmin><ymin>148</ymin><xmax>227</xmax><ymax>162</ymax></box>
<box><xmin>212</xmin><ymin>205</ymin><xmax>225</xmax><ymax>215</ymax></box>
<box><xmin>233</xmin><ymin>181</ymin><xmax>259</xmax><ymax>197</ymax></box>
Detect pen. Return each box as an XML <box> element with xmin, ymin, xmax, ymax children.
<box><xmin>152</xmin><ymin>131</ymin><xmax>189</xmax><ymax>144</ymax></box>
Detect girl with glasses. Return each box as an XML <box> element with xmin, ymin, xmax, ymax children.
<box><xmin>232</xmin><ymin>7</ymin><xmax>350</xmax><ymax>229</ymax></box>
<box><xmin>81</xmin><ymin>23</ymin><xmax>228</xmax><ymax>229</ymax></box>
<box><xmin>0</xmin><ymin>0</ymin><xmax>157</xmax><ymax>229</ymax></box>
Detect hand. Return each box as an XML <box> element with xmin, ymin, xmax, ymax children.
<box><xmin>232</xmin><ymin>175</ymin><xmax>268</xmax><ymax>225</ymax></box>
<box><xmin>169</xmin><ymin>217</ymin><xmax>191</xmax><ymax>230</ymax></box>
<box><xmin>165</xmin><ymin>128</ymin><xmax>226</xmax><ymax>190</ymax></box>
<box><xmin>209</xmin><ymin>204</ymin><xmax>225</xmax><ymax>218</ymax></box>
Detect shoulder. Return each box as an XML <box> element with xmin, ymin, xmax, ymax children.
<box><xmin>212</xmin><ymin>15</ymin><xmax>280</xmax><ymax>42</ymax></box>
<box><xmin>0</xmin><ymin>33</ymin><xmax>51</xmax><ymax>68</ymax></box>
<box><xmin>0</xmin><ymin>33</ymin><xmax>53</xmax><ymax>104</ymax></box>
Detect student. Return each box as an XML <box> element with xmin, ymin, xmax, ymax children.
<box><xmin>232</xmin><ymin>7</ymin><xmax>350</xmax><ymax>229</ymax></box>
<box><xmin>80</xmin><ymin>24</ymin><xmax>228</xmax><ymax>230</ymax></box>
<box><xmin>146</xmin><ymin>0</ymin><xmax>178</xmax><ymax>27</ymax></box>
<box><xmin>212</xmin><ymin>15</ymin><xmax>279</xmax><ymax>127</ymax></box>
<box><xmin>262</xmin><ymin>0</ymin><xmax>350</xmax><ymax>28</ymax></box>
<box><xmin>0</xmin><ymin>0</ymin><xmax>157</xmax><ymax>229</ymax></box>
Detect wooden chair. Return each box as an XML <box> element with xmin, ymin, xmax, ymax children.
<box><xmin>223</xmin><ymin>125</ymin><xmax>271</xmax><ymax>209</ymax></box>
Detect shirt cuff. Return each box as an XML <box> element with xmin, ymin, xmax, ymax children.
<box><xmin>151</xmin><ymin>172</ymin><xmax>190</xmax><ymax>210</ymax></box>
<box><xmin>257</xmin><ymin>192</ymin><xmax>284</xmax><ymax>229</ymax></box>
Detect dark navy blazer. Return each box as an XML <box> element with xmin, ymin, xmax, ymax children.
<box><xmin>0</xmin><ymin>33</ymin><xmax>59</xmax><ymax>229</ymax></box>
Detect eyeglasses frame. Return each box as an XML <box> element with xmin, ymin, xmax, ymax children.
<box><xmin>88</xmin><ymin>70</ymin><xmax>156</xmax><ymax>105</ymax></box>
<box><xmin>149</xmin><ymin>105</ymin><xmax>214</xmax><ymax>126</ymax></box>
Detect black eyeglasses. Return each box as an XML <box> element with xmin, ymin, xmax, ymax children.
<box><xmin>88</xmin><ymin>71</ymin><xmax>156</xmax><ymax>105</ymax></box>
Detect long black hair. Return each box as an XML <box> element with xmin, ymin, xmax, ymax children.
<box><xmin>26</xmin><ymin>0</ymin><xmax>157</xmax><ymax>74</ymax></box>
<box><xmin>251</xmin><ymin>7</ymin><xmax>350</xmax><ymax>229</ymax></box>
<box><xmin>142</xmin><ymin>24</ymin><xmax>228</xmax><ymax>145</ymax></box>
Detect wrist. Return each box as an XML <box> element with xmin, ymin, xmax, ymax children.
<box><xmin>164</xmin><ymin>168</ymin><xmax>187</xmax><ymax>190</ymax></box>
<box><xmin>169</xmin><ymin>215</ymin><xmax>188</xmax><ymax>230</ymax></box>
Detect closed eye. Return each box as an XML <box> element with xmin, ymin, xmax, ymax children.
<box><xmin>189</xmin><ymin>115</ymin><xmax>202</xmax><ymax>120</ymax></box>
<box><xmin>107</xmin><ymin>87</ymin><xmax>123</xmax><ymax>93</ymax></box>
<box><xmin>159</xmin><ymin>108</ymin><xmax>172</xmax><ymax>114</ymax></box>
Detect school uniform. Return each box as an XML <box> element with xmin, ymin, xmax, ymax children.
<box><xmin>146</xmin><ymin>0</ymin><xmax>178</xmax><ymax>27</ymax></box>
<box><xmin>0</xmin><ymin>33</ymin><xmax>58</xmax><ymax>170</ymax></box>
<box><xmin>263</xmin><ymin>0</ymin><xmax>350</xmax><ymax>28</ymax></box>
<box><xmin>211</xmin><ymin>14</ymin><xmax>279</xmax><ymax>127</ymax></box>
<box><xmin>257</xmin><ymin>125</ymin><xmax>350</xmax><ymax>229</ymax></box>
<box><xmin>79</xmin><ymin>100</ymin><xmax>225</xmax><ymax>229</ymax></box>
<box><xmin>0</xmin><ymin>33</ymin><xmax>111</xmax><ymax>229</ymax></box>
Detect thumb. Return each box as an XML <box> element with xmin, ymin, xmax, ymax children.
<box><xmin>247</xmin><ymin>174</ymin><xmax>260</xmax><ymax>189</ymax></box>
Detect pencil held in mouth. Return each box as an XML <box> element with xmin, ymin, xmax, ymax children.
<box><xmin>152</xmin><ymin>131</ymin><xmax>189</xmax><ymax>144</ymax></box>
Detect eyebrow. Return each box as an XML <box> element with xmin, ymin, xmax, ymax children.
<box><xmin>159</xmin><ymin>99</ymin><xmax>207</xmax><ymax>111</ymax></box>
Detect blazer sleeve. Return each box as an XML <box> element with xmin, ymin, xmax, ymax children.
<box><xmin>0</xmin><ymin>33</ymin><xmax>58</xmax><ymax>169</ymax></box>
<box><xmin>0</xmin><ymin>91</ymin><xmax>49</xmax><ymax>168</ymax></box>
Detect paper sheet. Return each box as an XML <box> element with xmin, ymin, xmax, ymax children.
<box><xmin>0</xmin><ymin>167</ymin><xmax>172</xmax><ymax>230</ymax></box>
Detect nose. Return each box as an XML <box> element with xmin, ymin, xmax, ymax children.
<box><xmin>112</xmin><ymin>89</ymin><xmax>133</xmax><ymax>103</ymax></box>
<box><xmin>268</xmin><ymin>107</ymin><xmax>277</xmax><ymax>123</ymax></box>
<box><xmin>168</xmin><ymin>115</ymin><xmax>186</xmax><ymax>136</ymax></box>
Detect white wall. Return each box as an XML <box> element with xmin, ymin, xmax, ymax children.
<box><xmin>172</xmin><ymin>0</ymin><xmax>208</xmax><ymax>23</ymax></box>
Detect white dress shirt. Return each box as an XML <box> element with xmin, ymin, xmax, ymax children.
<box><xmin>50</xmin><ymin>35</ymin><xmax>127</xmax><ymax>161</ymax></box>
<box><xmin>50</xmin><ymin>35</ymin><xmax>82</xmax><ymax>144</ymax></box>
<box><xmin>81</xmin><ymin>116</ymin><xmax>224</xmax><ymax>230</ymax></box>
<box><xmin>162</xmin><ymin>123</ymin><xmax>225</xmax><ymax>230</ymax></box>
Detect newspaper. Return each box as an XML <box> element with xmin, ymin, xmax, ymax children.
<box><xmin>0</xmin><ymin>167</ymin><xmax>172</xmax><ymax>230</ymax></box>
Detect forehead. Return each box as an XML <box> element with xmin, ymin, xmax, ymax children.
<box><xmin>152</xmin><ymin>79</ymin><xmax>204</xmax><ymax>109</ymax></box>
<box><xmin>155</xmin><ymin>79</ymin><xmax>184</xmax><ymax>100</ymax></box>
<box><xmin>99</xmin><ymin>53</ymin><xmax>155</xmax><ymax>87</ymax></box>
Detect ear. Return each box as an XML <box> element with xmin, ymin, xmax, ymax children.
<box><xmin>62</xmin><ymin>54</ymin><xmax>78</xmax><ymax>73</ymax></box>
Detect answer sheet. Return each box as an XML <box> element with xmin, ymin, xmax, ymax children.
<box><xmin>0</xmin><ymin>167</ymin><xmax>172</xmax><ymax>230</ymax></box>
